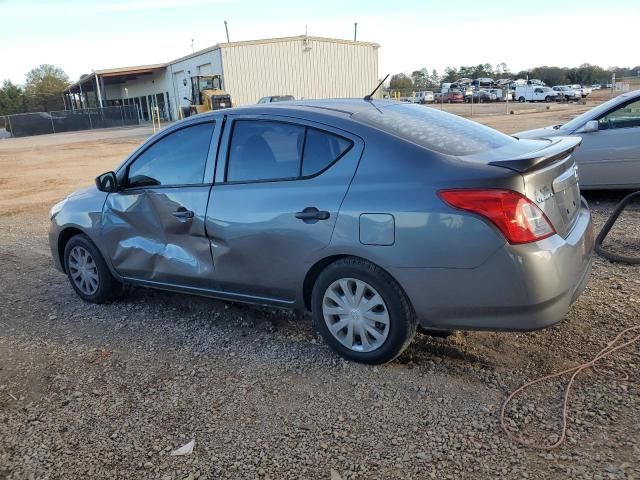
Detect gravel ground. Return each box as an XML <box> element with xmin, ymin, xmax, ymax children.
<box><xmin>0</xmin><ymin>193</ymin><xmax>638</xmax><ymax>480</ymax></box>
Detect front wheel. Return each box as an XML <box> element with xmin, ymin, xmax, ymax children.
<box><xmin>64</xmin><ymin>234</ymin><xmax>120</xmax><ymax>303</ymax></box>
<box><xmin>311</xmin><ymin>257</ymin><xmax>417</xmax><ymax>364</ymax></box>
<box><xmin>518</xmin><ymin>96</ymin><xmax>526</xmax><ymax>103</ymax></box>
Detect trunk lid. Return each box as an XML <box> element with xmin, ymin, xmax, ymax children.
<box><xmin>462</xmin><ymin>136</ymin><xmax>582</xmax><ymax>238</ymax></box>
<box><xmin>488</xmin><ymin>136</ymin><xmax>582</xmax><ymax>238</ymax></box>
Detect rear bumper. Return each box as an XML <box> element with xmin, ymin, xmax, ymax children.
<box><xmin>391</xmin><ymin>200</ymin><xmax>594</xmax><ymax>331</ymax></box>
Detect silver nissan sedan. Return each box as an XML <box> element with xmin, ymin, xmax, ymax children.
<box><xmin>49</xmin><ymin>100</ymin><xmax>594</xmax><ymax>364</ymax></box>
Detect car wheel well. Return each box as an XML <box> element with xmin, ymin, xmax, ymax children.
<box><xmin>302</xmin><ymin>255</ymin><xmax>411</xmax><ymax>313</ymax></box>
<box><xmin>57</xmin><ymin>227</ymin><xmax>84</xmax><ymax>272</ymax></box>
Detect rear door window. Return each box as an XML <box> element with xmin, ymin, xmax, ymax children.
<box><xmin>354</xmin><ymin>104</ymin><xmax>514</xmax><ymax>156</ymax></box>
<box><xmin>226</xmin><ymin>120</ymin><xmax>305</xmax><ymax>182</ymax></box>
<box><xmin>302</xmin><ymin>129</ymin><xmax>352</xmax><ymax>176</ymax></box>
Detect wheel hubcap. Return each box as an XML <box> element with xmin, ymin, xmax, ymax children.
<box><xmin>322</xmin><ymin>278</ymin><xmax>390</xmax><ymax>353</ymax></box>
<box><xmin>68</xmin><ymin>246</ymin><xmax>99</xmax><ymax>295</ymax></box>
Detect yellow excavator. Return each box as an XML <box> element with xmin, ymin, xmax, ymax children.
<box><xmin>181</xmin><ymin>75</ymin><xmax>232</xmax><ymax>118</ymax></box>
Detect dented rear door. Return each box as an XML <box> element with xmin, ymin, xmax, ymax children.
<box><xmin>101</xmin><ymin>120</ymin><xmax>219</xmax><ymax>287</ymax></box>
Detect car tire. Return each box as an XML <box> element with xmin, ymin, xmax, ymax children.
<box><xmin>64</xmin><ymin>234</ymin><xmax>120</xmax><ymax>303</ymax></box>
<box><xmin>545</xmin><ymin>96</ymin><xmax>552</xmax><ymax>103</ymax></box>
<box><xmin>311</xmin><ymin>257</ymin><xmax>417</xmax><ymax>364</ymax></box>
<box><xmin>518</xmin><ymin>96</ymin><xmax>525</xmax><ymax>103</ymax></box>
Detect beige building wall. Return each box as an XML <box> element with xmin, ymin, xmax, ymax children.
<box><xmin>219</xmin><ymin>36</ymin><xmax>379</xmax><ymax>106</ymax></box>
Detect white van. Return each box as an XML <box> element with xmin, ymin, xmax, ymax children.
<box><xmin>515</xmin><ymin>86</ymin><xmax>558</xmax><ymax>103</ymax></box>
<box><xmin>410</xmin><ymin>91</ymin><xmax>435</xmax><ymax>104</ymax></box>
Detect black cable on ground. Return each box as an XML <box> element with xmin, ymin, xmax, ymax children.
<box><xmin>594</xmin><ymin>190</ymin><xmax>640</xmax><ymax>264</ymax></box>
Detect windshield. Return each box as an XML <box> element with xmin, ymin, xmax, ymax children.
<box><xmin>353</xmin><ymin>103</ymin><xmax>516</xmax><ymax>156</ymax></box>
<box><xmin>562</xmin><ymin>92</ymin><xmax>639</xmax><ymax>131</ymax></box>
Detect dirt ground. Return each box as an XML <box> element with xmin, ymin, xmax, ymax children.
<box><xmin>0</xmin><ymin>107</ymin><xmax>639</xmax><ymax>479</ymax></box>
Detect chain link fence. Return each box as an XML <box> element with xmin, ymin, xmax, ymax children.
<box><xmin>2</xmin><ymin>105</ymin><xmax>140</xmax><ymax>138</ymax></box>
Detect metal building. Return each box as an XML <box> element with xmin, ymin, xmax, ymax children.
<box><xmin>64</xmin><ymin>35</ymin><xmax>380</xmax><ymax>122</ymax></box>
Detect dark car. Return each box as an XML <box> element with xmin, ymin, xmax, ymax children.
<box><xmin>50</xmin><ymin>100</ymin><xmax>593</xmax><ymax>364</ymax></box>
<box><xmin>464</xmin><ymin>90</ymin><xmax>494</xmax><ymax>103</ymax></box>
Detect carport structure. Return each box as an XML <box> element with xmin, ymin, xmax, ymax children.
<box><xmin>64</xmin><ymin>64</ymin><xmax>168</xmax><ymax>121</ymax></box>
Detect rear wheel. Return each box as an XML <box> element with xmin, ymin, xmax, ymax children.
<box><xmin>518</xmin><ymin>96</ymin><xmax>526</xmax><ymax>103</ymax></box>
<box><xmin>64</xmin><ymin>234</ymin><xmax>120</xmax><ymax>303</ymax></box>
<box><xmin>311</xmin><ymin>257</ymin><xmax>417</xmax><ymax>364</ymax></box>
<box><xmin>545</xmin><ymin>96</ymin><xmax>552</xmax><ymax>102</ymax></box>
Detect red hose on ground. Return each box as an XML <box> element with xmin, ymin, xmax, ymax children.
<box><xmin>500</xmin><ymin>326</ymin><xmax>640</xmax><ymax>450</ymax></box>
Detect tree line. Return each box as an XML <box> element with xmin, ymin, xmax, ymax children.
<box><xmin>0</xmin><ymin>65</ymin><xmax>70</xmax><ymax>117</ymax></box>
<box><xmin>389</xmin><ymin>63</ymin><xmax>639</xmax><ymax>94</ymax></box>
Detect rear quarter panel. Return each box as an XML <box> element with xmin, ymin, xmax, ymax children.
<box><xmin>329</xmin><ymin>131</ymin><xmax>517</xmax><ymax>270</ymax></box>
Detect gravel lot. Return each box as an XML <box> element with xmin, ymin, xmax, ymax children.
<box><xmin>0</xmin><ymin>114</ymin><xmax>639</xmax><ymax>479</ymax></box>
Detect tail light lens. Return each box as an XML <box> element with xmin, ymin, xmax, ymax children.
<box><xmin>438</xmin><ymin>189</ymin><xmax>555</xmax><ymax>244</ymax></box>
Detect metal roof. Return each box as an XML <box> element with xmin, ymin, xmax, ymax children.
<box><xmin>66</xmin><ymin>63</ymin><xmax>166</xmax><ymax>90</ymax></box>
<box><xmin>169</xmin><ymin>35</ymin><xmax>380</xmax><ymax>65</ymax></box>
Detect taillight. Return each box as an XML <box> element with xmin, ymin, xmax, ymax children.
<box><xmin>438</xmin><ymin>189</ymin><xmax>555</xmax><ymax>244</ymax></box>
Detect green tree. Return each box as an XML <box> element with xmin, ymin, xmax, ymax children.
<box><xmin>0</xmin><ymin>80</ymin><xmax>24</xmax><ymax>115</ymax></box>
<box><xmin>389</xmin><ymin>73</ymin><xmax>413</xmax><ymax>94</ymax></box>
<box><xmin>410</xmin><ymin>68</ymin><xmax>429</xmax><ymax>90</ymax></box>
<box><xmin>429</xmin><ymin>69</ymin><xmax>440</xmax><ymax>87</ymax></box>
<box><xmin>24</xmin><ymin>64</ymin><xmax>69</xmax><ymax>112</ymax></box>
<box><xmin>442</xmin><ymin>67</ymin><xmax>458</xmax><ymax>83</ymax></box>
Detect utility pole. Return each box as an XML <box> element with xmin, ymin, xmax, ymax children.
<box><xmin>354</xmin><ymin>22</ymin><xmax>358</xmax><ymax>41</ymax></box>
<box><xmin>224</xmin><ymin>20</ymin><xmax>230</xmax><ymax>42</ymax></box>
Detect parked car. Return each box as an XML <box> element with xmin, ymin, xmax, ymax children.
<box><xmin>515</xmin><ymin>86</ymin><xmax>558</xmax><ymax>103</ymax></box>
<box><xmin>258</xmin><ymin>95</ymin><xmax>295</xmax><ymax>104</ymax></box>
<box><xmin>591</xmin><ymin>84</ymin><xmax>601</xmax><ymax>90</ymax></box>
<box><xmin>552</xmin><ymin>86</ymin><xmax>580</xmax><ymax>101</ymax></box>
<box><xmin>568</xmin><ymin>84</ymin><xmax>592</xmax><ymax>98</ymax></box>
<box><xmin>442</xmin><ymin>90</ymin><xmax>464</xmax><ymax>103</ymax></box>
<box><xmin>411</xmin><ymin>91</ymin><xmax>435</xmax><ymax>104</ymax></box>
<box><xmin>488</xmin><ymin>88</ymin><xmax>508</xmax><ymax>101</ymax></box>
<box><xmin>515</xmin><ymin>90</ymin><xmax>640</xmax><ymax>189</ymax></box>
<box><xmin>50</xmin><ymin>100</ymin><xmax>594</xmax><ymax>364</ymax></box>
<box><xmin>464</xmin><ymin>90</ymin><xmax>495</xmax><ymax>103</ymax></box>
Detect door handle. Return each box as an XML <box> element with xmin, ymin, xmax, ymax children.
<box><xmin>295</xmin><ymin>207</ymin><xmax>330</xmax><ymax>221</ymax></box>
<box><xmin>173</xmin><ymin>208</ymin><xmax>194</xmax><ymax>219</ymax></box>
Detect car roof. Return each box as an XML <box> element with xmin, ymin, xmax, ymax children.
<box><xmin>197</xmin><ymin>98</ymin><xmax>399</xmax><ymax>120</ymax></box>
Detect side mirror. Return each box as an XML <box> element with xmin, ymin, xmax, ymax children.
<box><xmin>95</xmin><ymin>171</ymin><xmax>118</xmax><ymax>192</ymax></box>
<box><xmin>576</xmin><ymin>120</ymin><xmax>599</xmax><ymax>134</ymax></box>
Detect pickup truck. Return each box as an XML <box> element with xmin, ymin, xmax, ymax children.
<box><xmin>568</xmin><ymin>84</ymin><xmax>592</xmax><ymax>98</ymax></box>
<box><xmin>514</xmin><ymin>86</ymin><xmax>558</xmax><ymax>102</ymax></box>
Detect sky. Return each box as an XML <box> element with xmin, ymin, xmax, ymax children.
<box><xmin>1</xmin><ymin>0</ymin><xmax>638</xmax><ymax>85</ymax></box>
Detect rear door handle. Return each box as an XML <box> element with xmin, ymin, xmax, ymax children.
<box><xmin>295</xmin><ymin>207</ymin><xmax>330</xmax><ymax>221</ymax></box>
<box><xmin>173</xmin><ymin>208</ymin><xmax>194</xmax><ymax>219</ymax></box>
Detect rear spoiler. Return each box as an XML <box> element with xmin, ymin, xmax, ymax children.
<box><xmin>489</xmin><ymin>136</ymin><xmax>581</xmax><ymax>173</ymax></box>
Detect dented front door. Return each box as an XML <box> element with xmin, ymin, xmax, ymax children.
<box><xmin>100</xmin><ymin>120</ymin><xmax>219</xmax><ymax>287</ymax></box>
<box><xmin>102</xmin><ymin>187</ymin><xmax>213</xmax><ymax>287</ymax></box>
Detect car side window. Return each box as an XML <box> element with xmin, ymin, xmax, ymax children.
<box><xmin>597</xmin><ymin>99</ymin><xmax>640</xmax><ymax>130</ymax></box>
<box><xmin>302</xmin><ymin>128</ymin><xmax>353</xmax><ymax>176</ymax></box>
<box><xmin>127</xmin><ymin>122</ymin><xmax>215</xmax><ymax>188</ymax></box>
<box><xmin>227</xmin><ymin>120</ymin><xmax>305</xmax><ymax>182</ymax></box>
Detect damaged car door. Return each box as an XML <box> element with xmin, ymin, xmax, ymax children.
<box><xmin>101</xmin><ymin>121</ymin><xmax>218</xmax><ymax>287</ymax></box>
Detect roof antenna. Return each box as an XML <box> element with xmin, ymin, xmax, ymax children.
<box><xmin>364</xmin><ymin>73</ymin><xmax>389</xmax><ymax>101</ymax></box>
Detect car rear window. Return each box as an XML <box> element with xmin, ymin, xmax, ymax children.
<box><xmin>354</xmin><ymin>104</ymin><xmax>515</xmax><ymax>156</ymax></box>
